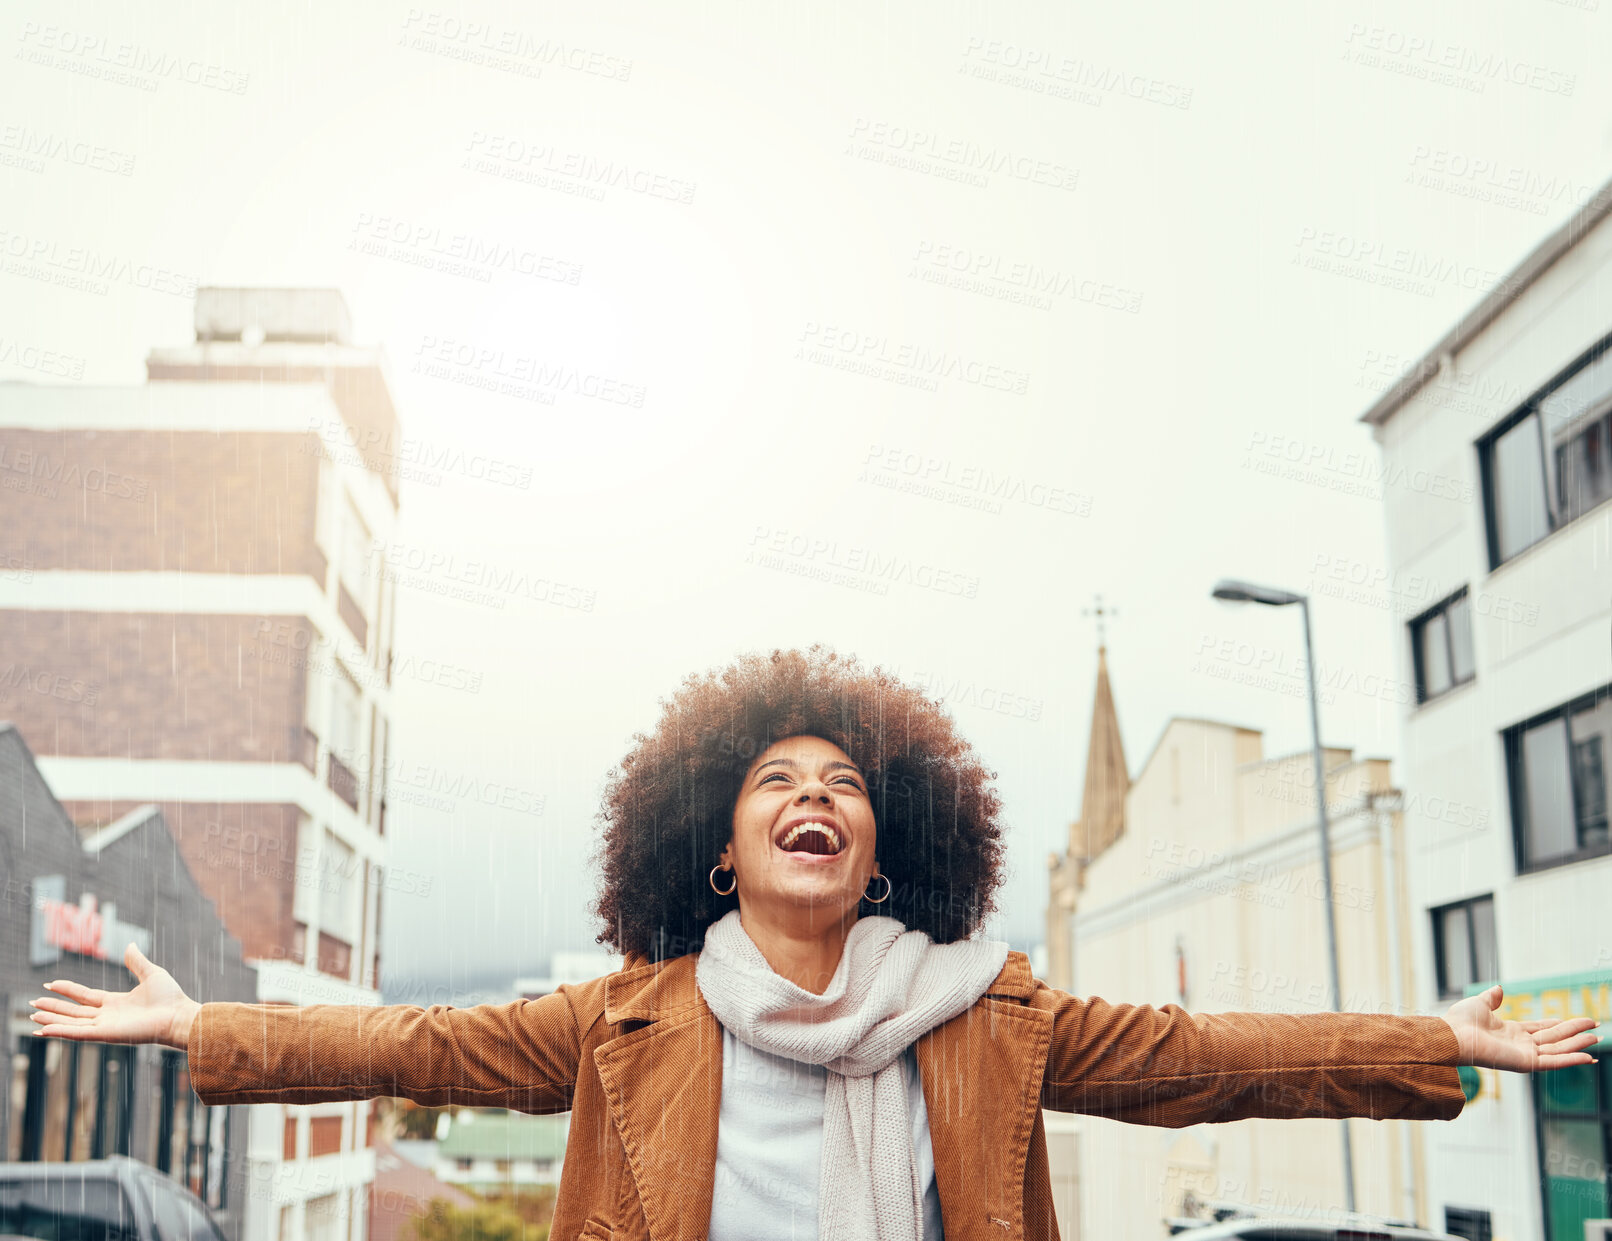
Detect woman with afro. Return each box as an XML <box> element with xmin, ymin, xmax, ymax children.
<box><xmin>28</xmin><ymin>647</ymin><xmax>1600</xmax><ymax>1241</ymax></box>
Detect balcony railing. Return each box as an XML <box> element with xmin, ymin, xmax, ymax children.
<box><xmin>328</xmin><ymin>754</ymin><xmax>360</xmax><ymax>810</ymax></box>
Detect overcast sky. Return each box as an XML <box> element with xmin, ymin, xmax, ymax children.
<box><xmin>4</xmin><ymin>0</ymin><xmax>1608</xmax><ymax>1004</ymax></box>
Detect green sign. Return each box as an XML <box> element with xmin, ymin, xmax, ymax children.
<box><xmin>1463</xmin><ymin>966</ymin><xmax>1612</xmax><ymax>1052</ymax></box>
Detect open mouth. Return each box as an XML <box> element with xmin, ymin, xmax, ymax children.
<box><xmin>775</xmin><ymin>820</ymin><xmax>844</xmax><ymax>857</ymax></box>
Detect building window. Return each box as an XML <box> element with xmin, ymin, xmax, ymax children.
<box><xmin>339</xmin><ymin>499</ymin><xmax>371</xmax><ymax>609</ymax></box>
<box><xmin>1444</xmin><ymin>1208</ymin><xmax>1492</xmax><ymax>1241</ymax></box>
<box><xmin>1430</xmin><ymin>895</ymin><xmax>1497</xmax><ymax>1000</ymax></box>
<box><xmin>1411</xmin><ymin>589</ymin><xmax>1475</xmax><ymax>704</ymax></box>
<box><xmin>1533</xmin><ymin>1059</ymin><xmax>1612</xmax><ymax>1241</ymax></box>
<box><xmin>319</xmin><ymin>830</ymin><xmax>360</xmax><ymax>945</ymax></box>
<box><xmin>1506</xmin><ymin>685</ymin><xmax>1612</xmax><ymax>872</ymax></box>
<box><xmin>1482</xmin><ymin>333</ymin><xmax>1612</xmax><ymax>567</ymax></box>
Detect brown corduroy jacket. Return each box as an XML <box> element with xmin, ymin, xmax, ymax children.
<box><xmin>188</xmin><ymin>950</ymin><xmax>1466</xmax><ymax>1241</ymax></box>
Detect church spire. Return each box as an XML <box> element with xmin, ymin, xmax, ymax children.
<box><xmin>1072</xmin><ymin>599</ymin><xmax>1129</xmax><ymax>864</ymax></box>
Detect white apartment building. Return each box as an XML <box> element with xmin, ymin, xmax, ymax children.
<box><xmin>1360</xmin><ymin>181</ymin><xmax>1612</xmax><ymax>1241</ymax></box>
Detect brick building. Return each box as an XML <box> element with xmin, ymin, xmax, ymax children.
<box><xmin>0</xmin><ymin>287</ymin><xmax>402</xmax><ymax>1241</ymax></box>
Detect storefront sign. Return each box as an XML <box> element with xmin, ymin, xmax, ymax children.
<box><xmin>29</xmin><ymin>874</ymin><xmax>152</xmax><ymax>967</ymax></box>
<box><xmin>1465</xmin><ymin>966</ymin><xmax>1612</xmax><ymax>1035</ymax></box>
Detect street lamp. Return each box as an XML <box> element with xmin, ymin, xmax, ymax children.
<box><xmin>1210</xmin><ymin>578</ymin><xmax>1355</xmax><ymax>1215</ymax></box>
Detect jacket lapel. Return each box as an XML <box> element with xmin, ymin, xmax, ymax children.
<box><xmin>592</xmin><ymin>948</ymin><xmax>1047</xmax><ymax>1241</ymax></box>
<box><xmin>917</xmin><ymin>952</ymin><xmax>1052</xmax><ymax>1241</ymax></box>
<box><xmin>595</xmin><ymin>956</ymin><xmax>723</xmax><ymax>1241</ymax></box>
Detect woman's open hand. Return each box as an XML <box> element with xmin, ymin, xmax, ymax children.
<box><xmin>29</xmin><ymin>942</ymin><xmax>201</xmax><ymax>1051</ymax></box>
<box><xmin>1442</xmin><ymin>983</ymin><xmax>1603</xmax><ymax>1072</ymax></box>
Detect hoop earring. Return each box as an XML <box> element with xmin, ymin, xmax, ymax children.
<box><xmin>709</xmin><ymin>864</ymin><xmax>737</xmax><ymax>897</ymax></box>
<box><xmin>864</xmin><ymin>873</ymin><xmax>891</xmax><ymax>904</ymax></box>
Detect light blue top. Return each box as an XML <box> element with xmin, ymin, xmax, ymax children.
<box><xmin>708</xmin><ymin>1027</ymin><xmax>945</xmax><ymax>1241</ymax></box>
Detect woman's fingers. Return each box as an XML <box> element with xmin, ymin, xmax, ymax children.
<box><xmin>43</xmin><ymin>980</ymin><xmax>105</xmax><ymax>1007</ymax></box>
<box><xmin>1532</xmin><ymin>1018</ymin><xmax>1600</xmax><ymax>1043</ymax></box>
<box><xmin>30</xmin><ymin>997</ymin><xmax>95</xmax><ymax>1019</ymax></box>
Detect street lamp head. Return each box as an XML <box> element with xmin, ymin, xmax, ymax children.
<box><xmin>1211</xmin><ymin>578</ymin><xmax>1306</xmax><ymax>607</ymax></box>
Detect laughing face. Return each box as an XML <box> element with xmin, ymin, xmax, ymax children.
<box><xmin>717</xmin><ymin>734</ymin><xmax>882</xmax><ymax>922</ymax></box>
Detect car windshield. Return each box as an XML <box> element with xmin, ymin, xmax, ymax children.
<box><xmin>0</xmin><ymin>1175</ymin><xmax>140</xmax><ymax>1241</ymax></box>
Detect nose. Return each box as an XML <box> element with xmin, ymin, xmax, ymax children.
<box><xmin>797</xmin><ymin>778</ymin><xmax>833</xmax><ymax>805</ymax></box>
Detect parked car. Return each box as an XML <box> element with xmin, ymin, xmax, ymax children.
<box><xmin>1166</xmin><ymin>1217</ymin><xmax>1466</xmax><ymax>1241</ymax></box>
<box><xmin>0</xmin><ymin>1156</ymin><xmax>224</xmax><ymax>1241</ymax></box>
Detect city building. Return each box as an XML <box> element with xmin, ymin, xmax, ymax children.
<box><xmin>0</xmin><ymin>724</ymin><xmax>258</xmax><ymax>1241</ymax></box>
<box><xmin>0</xmin><ymin>287</ymin><xmax>404</xmax><ymax>1241</ymax></box>
<box><xmin>511</xmin><ymin>951</ymin><xmax>623</xmax><ymax>1000</ymax></box>
<box><xmin>1359</xmin><ymin>179</ymin><xmax>1612</xmax><ymax>1241</ymax></box>
<box><xmin>367</xmin><ymin>1139</ymin><xmax>475</xmax><ymax>1241</ymax></box>
<box><xmin>1045</xmin><ymin>646</ymin><xmax>1438</xmax><ymax>1241</ymax></box>
<box><xmin>432</xmin><ymin>1112</ymin><xmax>567</xmax><ymax>1193</ymax></box>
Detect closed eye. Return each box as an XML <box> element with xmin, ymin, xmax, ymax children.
<box><xmin>759</xmin><ymin>772</ymin><xmax>864</xmax><ymax>790</ymax></box>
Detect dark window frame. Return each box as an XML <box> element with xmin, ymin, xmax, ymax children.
<box><xmin>1444</xmin><ymin>1207</ymin><xmax>1493</xmax><ymax>1241</ymax></box>
<box><xmin>1480</xmin><ymin>330</ymin><xmax>1612</xmax><ymax>569</ymax></box>
<box><xmin>1505</xmin><ymin>682</ymin><xmax>1612</xmax><ymax>875</ymax></box>
<box><xmin>1410</xmin><ymin>587</ymin><xmax>1476</xmax><ymax>704</ymax></box>
<box><xmin>1429</xmin><ymin>894</ymin><xmax>1497</xmax><ymax>1001</ymax></box>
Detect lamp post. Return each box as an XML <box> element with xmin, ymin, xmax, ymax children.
<box><xmin>1210</xmin><ymin>578</ymin><xmax>1355</xmax><ymax>1215</ymax></box>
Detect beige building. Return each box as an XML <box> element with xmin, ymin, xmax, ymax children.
<box><xmin>1047</xmin><ymin>649</ymin><xmax>1436</xmax><ymax>1241</ymax></box>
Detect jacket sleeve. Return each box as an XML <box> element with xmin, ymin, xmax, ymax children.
<box><xmin>1032</xmin><ymin>983</ymin><xmax>1467</xmax><ymax>1125</ymax></box>
<box><xmin>186</xmin><ymin>988</ymin><xmax>585</xmax><ymax>1113</ymax></box>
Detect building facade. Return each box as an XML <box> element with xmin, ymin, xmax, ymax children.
<box><xmin>1360</xmin><ymin>182</ymin><xmax>1612</xmax><ymax>1241</ymax></box>
<box><xmin>432</xmin><ymin>1112</ymin><xmax>567</xmax><ymax>1193</ymax></box>
<box><xmin>0</xmin><ymin>725</ymin><xmax>259</xmax><ymax>1241</ymax></box>
<box><xmin>0</xmin><ymin>288</ymin><xmax>403</xmax><ymax>1241</ymax></box>
<box><xmin>1069</xmin><ymin>716</ymin><xmax>1433</xmax><ymax>1240</ymax></box>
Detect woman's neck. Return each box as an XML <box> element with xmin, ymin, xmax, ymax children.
<box><xmin>737</xmin><ymin>904</ymin><xmax>857</xmax><ymax>994</ymax></box>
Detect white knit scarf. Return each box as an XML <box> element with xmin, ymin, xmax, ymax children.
<box><xmin>696</xmin><ymin>909</ymin><xmax>1010</xmax><ymax>1241</ymax></box>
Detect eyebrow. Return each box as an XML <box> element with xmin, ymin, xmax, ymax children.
<box><xmin>754</xmin><ymin>758</ymin><xmax>864</xmax><ymax>777</ymax></box>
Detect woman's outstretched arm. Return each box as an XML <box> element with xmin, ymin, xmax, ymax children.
<box><xmin>1034</xmin><ymin>979</ymin><xmax>1600</xmax><ymax>1126</ymax></box>
<box><xmin>29</xmin><ymin>942</ymin><xmax>584</xmax><ymax>1114</ymax></box>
